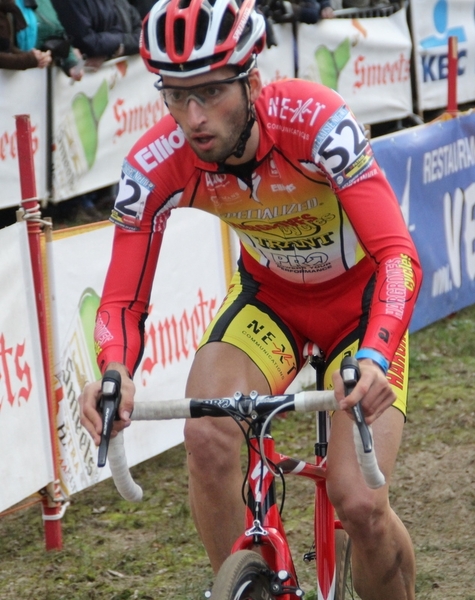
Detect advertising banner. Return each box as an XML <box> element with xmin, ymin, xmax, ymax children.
<box><xmin>52</xmin><ymin>209</ymin><xmax>228</xmax><ymax>495</ymax></box>
<box><xmin>0</xmin><ymin>223</ymin><xmax>53</xmax><ymax>512</ymax></box>
<box><xmin>0</xmin><ymin>69</ymin><xmax>48</xmax><ymax>210</ymax></box>
<box><xmin>298</xmin><ymin>7</ymin><xmax>413</xmax><ymax>124</ymax></box>
<box><xmin>372</xmin><ymin>111</ymin><xmax>475</xmax><ymax>332</ymax></box>
<box><xmin>258</xmin><ymin>23</ymin><xmax>296</xmax><ymax>84</ymax></box>
<box><xmin>51</xmin><ymin>56</ymin><xmax>164</xmax><ymax>202</ymax></box>
<box><xmin>410</xmin><ymin>0</ymin><xmax>475</xmax><ymax>111</ymax></box>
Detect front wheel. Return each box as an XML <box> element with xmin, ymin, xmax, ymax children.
<box><xmin>334</xmin><ymin>529</ymin><xmax>356</xmax><ymax>600</ymax></box>
<box><xmin>210</xmin><ymin>550</ymin><xmax>276</xmax><ymax>600</ymax></box>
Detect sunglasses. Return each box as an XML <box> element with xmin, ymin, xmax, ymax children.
<box><xmin>154</xmin><ymin>71</ymin><xmax>250</xmax><ymax>109</ymax></box>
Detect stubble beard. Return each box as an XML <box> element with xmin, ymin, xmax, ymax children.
<box><xmin>191</xmin><ymin>96</ymin><xmax>249</xmax><ymax>164</ymax></box>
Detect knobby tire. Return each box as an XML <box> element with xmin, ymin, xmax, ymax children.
<box><xmin>210</xmin><ymin>550</ymin><xmax>276</xmax><ymax>600</ymax></box>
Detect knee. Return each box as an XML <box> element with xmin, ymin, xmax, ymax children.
<box><xmin>184</xmin><ymin>417</ymin><xmax>242</xmax><ymax>477</ymax></box>
<box><xmin>328</xmin><ymin>483</ymin><xmax>389</xmax><ymax>545</ymax></box>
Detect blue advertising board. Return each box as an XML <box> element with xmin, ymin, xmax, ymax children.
<box><xmin>372</xmin><ymin>111</ymin><xmax>475</xmax><ymax>332</ymax></box>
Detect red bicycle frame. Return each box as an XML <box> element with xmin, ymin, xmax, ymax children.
<box><xmin>230</xmin><ymin>358</ymin><xmax>342</xmax><ymax>600</ymax></box>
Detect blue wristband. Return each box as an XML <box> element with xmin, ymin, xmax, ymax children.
<box><xmin>355</xmin><ymin>348</ymin><xmax>390</xmax><ymax>374</ymax></box>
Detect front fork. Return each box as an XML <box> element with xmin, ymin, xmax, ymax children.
<box><xmin>231</xmin><ymin>356</ymin><xmax>341</xmax><ymax>599</ymax></box>
<box><xmin>231</xmin><ymin>425</ymin><xmax>302</xmax><ymax>597</ymax></box>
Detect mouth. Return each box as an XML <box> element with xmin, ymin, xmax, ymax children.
<box><xmin>191</xmin><ymin>133</ymin><xmax>215</xmax><ymax>151</ymax></box>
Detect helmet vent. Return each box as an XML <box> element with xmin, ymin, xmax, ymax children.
<box><xmin>174</xmin><ymin>18</ymin><xmax>186</xmax><ymax>54</ymax></box>
<box><xmin>195</xmin><ymin>10</ymin><xmax>209</xmax><ymax>49</ymax></box>
<box><xmin>157</xmin><ymin>14</ymin><xmax>166</xmax><ymax>51</ymax></box>
<box><xmin>217</xmin><ymin>8</ymin><xmax>236</xmax><ymax>44</ymax></box>
<box><xmin>141</xmin><ymin>0</ymin><xmax>266</xmax><ymax>77</ymax></box>
<box><xmin>143</xmin><ymin>19</ymin><xmax>150</xmax><ymax>50</ymax></box>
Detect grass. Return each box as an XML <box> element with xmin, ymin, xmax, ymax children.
<box><xmin>1</xmin><ymin>304</ymin><xmax>475</xmax><ymax>599</ymax></box>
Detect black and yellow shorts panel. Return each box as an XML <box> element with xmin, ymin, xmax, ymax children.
<box><xmin>198</xmin><ymin>268</ymin><xmax>303</xmax><ymax>393</ymax></box>
<box><xmin>199</xmin><ymin>263</ymin><xmax>409</xmax><ymax>415</ymax></box>
<box><xmin>322</xmin><ymin>331</ymin><xmax>409</xmax><ymax>416</ymax></box>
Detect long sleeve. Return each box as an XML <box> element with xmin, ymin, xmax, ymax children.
<box><xmin>95</xmin><ymin>225</ymin><xmax>164</xmax><ymax>376</ymax></box>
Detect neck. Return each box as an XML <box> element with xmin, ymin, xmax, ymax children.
<box><xmin>224</xmin><ymin>119</ymin><xmax>259</xmax><ymax>166</ymax></box>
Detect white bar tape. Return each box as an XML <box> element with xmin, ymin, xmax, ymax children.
<box><xmin>108</xmin><ymin>432</ymin><xmax>143</xmax><ymax>502</ymax></box>
<box><xmin>132</xmin><ymin>398</ymin><xmax>192</xmax><ymax>421</ymax></box>
<box><xmin>352</xmin><ymin>423</ymin><xmax>386</xmax><ymax>489</ymax></box>
<box><xmin>293</xmin><ymin>390</ymin><xmax>339</xmax><ymax>412</ymax></box>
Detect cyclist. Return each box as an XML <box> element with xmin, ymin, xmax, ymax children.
<box><xmin>79</xmin><ymin>0</ymin><xmax>421</xmax><ymax>597</ymax></box>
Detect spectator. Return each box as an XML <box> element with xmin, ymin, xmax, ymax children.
<box><xmin>342</xmin><ymin>0</ymin><xmax>401</xmax><ymax>7</ymax></box>
<box><xmin>127</xmin><ymin>0</ymin><xmax>156</xmax><ymax>20</ymax></box>
<box><xmin>14</xmin><ymin>0</ymin><xmax>37</xmax><ymax>50</ymax></box>
<box><xmin>290</xmin><ymin>0</ymin><xmax>334</xmax><ymax>22</ymax></box>
<box><xmin>14</xmin><ymin>0</ymin><xmax>84</xmax><ymax>80</ymax></box>
<box><xmin>258</xmin><ymin>0</ymin><xmax>334</xmax><ymax>47</ymax></box>
<box><xmin>320</xmin><ymin>0</ymin><xmax>334</xmax><ymax>18</ymax></box>
<box><xmin>342</xmin><ymin>0</ymin><xmax>369</xmax><ymax>6</ymax></box>
<box><xmin>260</xmin><ymin>0</ymin><xmax>333</xmax><ymax>26</ymax></box>
<box><xmin>0</xmin><ymin>0</ymin><xmax>51</xmax><ymax>69</ymax></box>
<box><xmin>51</xmin><ymin>0</ymin><xmax>141</xmax><ymax>71</ymax></box>
<box><xmin>114</xmin><ymin>0</ymin><xmax>142</xmax><ymax>53</ymax></box>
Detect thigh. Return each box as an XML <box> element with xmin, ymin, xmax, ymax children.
<box><xmin>326</xmin><ymin>406</ymin><xmax>405</xmax><ymax>509</ymax></box>
<box><xmin>196</xmin><ymin>266</ymin><xmax>305</xmax><ymax>394</ymax></box>
<box><xmin>186</xmin><ymin>341</ymin><xmax>271</xmax><ymax>398</ymax></box>
<box><xmin>184</xmin><ymin>342</ymin><xmax>269</xmax><ymax>456</ymax></box>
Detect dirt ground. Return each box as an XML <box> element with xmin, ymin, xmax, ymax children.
<box><xmin>391</xmin><ymin>436</ymin><xmax>475</xmax><ymax>599</ymax></box>
<box><xmin>1</xmin><ymin>307</ymin><xmax>475</xmax><ymax>599</ymax></box>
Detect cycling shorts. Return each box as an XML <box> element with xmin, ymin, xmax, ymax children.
<box><xmin>198</xmin><ymin>254</ymin><xmax>409</xmax><ymax>415</ymax></box>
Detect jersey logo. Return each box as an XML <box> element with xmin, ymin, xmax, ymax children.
<box><xmin>378</xmin><ymin>254</ymin><xmax>417</xmax><ymax>319</ymax></box>
<box><xmin>110</xmin><ymin>160</ymin><xmax>154</xmax><ymax>230</ymax></box>
<box><xmin>268</xmin><ymin>96</ymin><xmax>326</xmax><ymax>126</ymax></box>
<box><xmin>312</xmin><ymin>106</ymin><xmax>374</xmax><ymax>190</ymax></box>
<box><xmin>237</xmin><ymin>172</ymin><xmax>262</xmax><ymax>204</ymax></box>
<box><xmin>134</xmin><ymin>127</ymin><xmax>186</xmax><ymax>173</ymax></box>
<box><xmin>205</xmin><ymin>173</ymin><xmax>228</xmax><ymax>189</ymax></box>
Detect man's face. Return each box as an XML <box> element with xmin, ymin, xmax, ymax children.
<box><xmin>160</xmin><ymin>67</ymin><xmax>250</xmax><ymax>164</ymax></box>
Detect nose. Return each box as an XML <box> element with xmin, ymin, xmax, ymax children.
<box><xmin>185</xmin><ymin>97</ymin><xmax>207</xmax><ymax>128</ymax></box>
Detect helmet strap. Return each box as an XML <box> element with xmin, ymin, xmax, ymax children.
<box><xmin>231</xmin><ymin>108</ymin><xmax>255</xmax><ymax>159</ymax></box>
<box><xmin>219</xmin><ymin>78</ymin><xmax>256</xmax><ymax>164</ymax></box>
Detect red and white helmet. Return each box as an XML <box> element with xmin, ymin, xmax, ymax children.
<box><xmin>140</xmin><ymin>0</ymin><xmax>266</xmax><ymax>78</ymax></box>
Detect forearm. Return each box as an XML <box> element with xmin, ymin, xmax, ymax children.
<box><xmin>95</xmin><ymin>225</ymin><xmax>163</xmax><ymax>376</ymax></box>
<box><xmin>95</xmin><ymin>305</ymin><xmax>147</xmax><ymax>376</ymax></box>
<box><xmin>338</xmin><ymin>171</ymin><xmax>422</xmax><ymax>364</ymax></box>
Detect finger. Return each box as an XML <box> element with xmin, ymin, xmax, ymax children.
<box><xmin>120</xmin><ymin>407</ymin><xmax>132</xmax><ymax>424</ymax></box>
<box><xmin>359</xmin><ymin>386</ymin><xmax>396</xmax><ymax>424</ymax></box>
<box><xmin>79</xmin><ymin>382</ymin><xmax>103</xmax><ymax>445</ymax></box>
<box><xmin>117</xmin><ymin>379</ymin><xmax>136</xmax><ymax>425</ymax></box>
<box><xmin>80</xmin><ymin>411</ymin><xmax>102</xmax><ymax>445</ymax></box>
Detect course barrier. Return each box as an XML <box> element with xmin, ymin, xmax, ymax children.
<box><xmin>1</xmin><ymin>2</ymin><xmax>475</xmax><ymax>551</ymax></box>
<box><xmin>2</xmin><ymin>107</ymin><xmax>475</xmax><ymax>549</ymax></box>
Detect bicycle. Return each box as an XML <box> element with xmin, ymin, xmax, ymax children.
<box><xmin>100</xmin><ymin>353</ymin><xmax>385</xmax><ymax>600</ymax></box>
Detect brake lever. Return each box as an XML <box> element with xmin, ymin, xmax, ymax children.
<box><xmin>97</xmin><ymin>369</ymin><xmax>122</xmax><ymax>467</ymax></box>
<box><xmin>340</xmin><ymin>355</ymin><xmax>372</xmax><ymax>453</ymax></box>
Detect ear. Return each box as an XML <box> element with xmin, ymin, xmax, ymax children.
<box><xmin>248</xmin><ymin>68</ymin><xmax>263</xmax><ymax>104</ymax></box>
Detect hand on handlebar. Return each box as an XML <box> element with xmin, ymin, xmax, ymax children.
<box><xmin>332</xmin><ymin>357</ymin><xmax>395</xmax><ymax>425</ymax></box>
<box><xmin>79</xmin><ymin>362</ymin><xmax>135</xmax><ymax>447</ymax></box>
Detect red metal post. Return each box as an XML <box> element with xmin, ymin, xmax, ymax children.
<box><xmin>447</xmin><ymin>36</ymin><xmax>458</xmax><ymax>115</ymax></box>
<box><xmin>15</xmin><ymin>114</ymin><xmax>63</xmax><ymax>550</ymax></box>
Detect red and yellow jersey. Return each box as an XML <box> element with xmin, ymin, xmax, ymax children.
<box><xmin>96</xmin><ymin>79</ymin><xmax>422</xmax><ymax>375</ymax></box>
